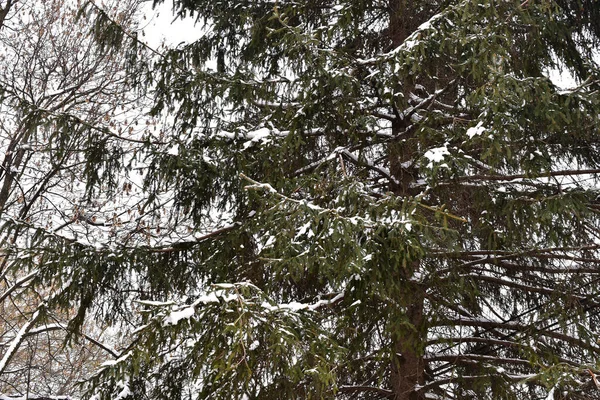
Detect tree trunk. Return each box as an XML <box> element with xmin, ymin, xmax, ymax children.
<box><xmin>390</xmin><ymin>287</ymin><xmax>425</xmax><ymax>400</ymax></box>
<box><xmin>387</xmin><ymin>2</ymin><xmax>429</xmax><ymax>399</ymax></box>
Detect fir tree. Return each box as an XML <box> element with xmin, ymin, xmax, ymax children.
<box><xmin>5</xmin><ymin>0</ymin><xmax>600</xmax><ymax>399</ymax></box>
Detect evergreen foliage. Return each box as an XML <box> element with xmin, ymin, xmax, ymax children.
<box><xmin>4</xmin><ymin>0</ymin><xmax>600</xmax><ymax>399</ymax></box>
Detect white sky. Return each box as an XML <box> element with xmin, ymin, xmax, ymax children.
<box><xmin>547</xmin><ymin>66</ymin><xmax>578</xmax><ymax>89</ymax></box>
<box><xmin>141</xmin><ymin>1</ymin><xmax>202</xmax><ymax>48</ymax></box>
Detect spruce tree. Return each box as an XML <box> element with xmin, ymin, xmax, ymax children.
<box><xmin>5</xmin><ymin>0</ymin><xmax>600</xmax><ymax>399</ymax></box>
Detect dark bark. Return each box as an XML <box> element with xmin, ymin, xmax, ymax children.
<box><xmin>389</xmin><ymin>285</ymin><xmax>426</xmax><ymax>400</ymax></box>
<box><xmin>0</xmin><ymin>126</ymin><xmax>32</xmax><ymax>216</ymax></box>
<box><xmin>385</xmin><ymin>3</ymin><xmax>438</xmax><ymax>398</ymax></box>
<box><xmin>0</xmin><ymin>0</ymin><xmax>13</xmax><ymax>31</ymax></box>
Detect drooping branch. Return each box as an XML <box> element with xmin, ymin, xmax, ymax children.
<box><xmin>458</xmin><ymin>168</ymin><xmax>600</xmax><ymax>183</ymax></box>
<box><xmin>436</xmin><ymin>317</ymin><xmax>600</xmax><ymax>353</ymax></box>
<box><xmin>425</xmin><ymin>353</ymin><xmax>533</xmax><ymax>366</ymax></box>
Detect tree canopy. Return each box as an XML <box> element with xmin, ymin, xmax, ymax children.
<box><xmin>3</xmin><ymin>0</ymin><xmax>600</xmax><ymax>399</ymax></box>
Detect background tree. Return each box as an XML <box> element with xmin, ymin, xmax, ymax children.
<box><xmin>5</xmin><ymin>0</ymin><xmax>600</xmax><ymax>399</ymax></box>
<box><xmin>0</xmin><ymin>0</ymin><xmax>152</xmax><ymax>397</ymax></box>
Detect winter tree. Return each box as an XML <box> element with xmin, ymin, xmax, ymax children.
<box><xmin>5</xmin><ymin>0</ymin><xmax>600</xmax><ymax>399</ymax></box>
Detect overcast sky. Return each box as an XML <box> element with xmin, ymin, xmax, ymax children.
<box><xmin>141</xmin><ymin>1</ymin><xmax>201</xmax><ymax>48</ymax></box>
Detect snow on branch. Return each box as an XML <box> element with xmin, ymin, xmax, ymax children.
<box><xmin>0</xmin><ymin>309</ymin><xmax>42</xmax><ymax>375</ymax></box>
<box><xmin>0</xmin><ymin>269</ymin><xmax>38</xmax><ymax>303</ymax></box>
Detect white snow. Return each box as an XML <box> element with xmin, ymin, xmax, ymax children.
<box><xmin>114</xmin><ymin>380</ymin><xmax>132</xmax><ymax>400</ymax></box>
<box><xmin>212</xmin><ymin>283</ymin><xmax>235</xmax><ymax>289</ymax></box>
<box><xmin>261</xmin><ymin>292</ymin><xmax>344</xmax><ymax>313</ymax></box>
<box><xmin>423</xmin><ymin>144</ymin><xmax>450</xmax><ymax>168</ymax></box>
<box><xmin>249</xmin><ymin>340</ymin><xmax>260</xmax><ymax>351</ymax></box>
<box><xmin>136</xmin><ymin>300</ymin><xmax>175</xmax><ymax>307</ymax></box>
<box><xmin>164</xmin><ymin>306</ymin><xmax>195</xmax><ymax>326</ymax></box>
<box><xmin>466</xmin><ymin>121</ymin><xmax>486</xmax><ymax>138</ymax></box>
<box><xmin>242</xmin><ymin>127</ymin><xmax>271</xmax><ymax>150</ymax></box>
<box><xmin>100</xmin><ymin>352</ymin><xmax>131</xmax><ymax>368</ymax></box>
<box><xmin>296</xmin><ymin>222</ymin><xmax>315</xmax><ymax>239</ymax></box>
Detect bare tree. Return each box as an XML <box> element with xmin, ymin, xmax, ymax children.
<box><xmin>0</xmin><ymin>0</ymin><xmax>148</xmax><ymax>397</ymax></box>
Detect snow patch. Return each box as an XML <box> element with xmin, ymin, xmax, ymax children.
<box><xmin>261</xmin><ymin>292</ymin><xmax>344</xmax><ymax>313</ymax></box>
<box><xmin>249</xmin><ymin>340</ymin><xmax>260</xmax><ymax>351</ymax></box>
<box><xmin>137</xmin><ymin>300</ymin><xmax>175</xmax><ymax>307</ymax></box>
<box><xmin>164</xmin><ymin>306</ymin><xmax>195</xmax><ymax>326</ymax></box>
<box><xmin>114</xmin><ymin>380</ymin><xmax>132</xmax><ymax>400</ymax></box>
<box><xmin>423</xmin><ymin>143</ymin><xmax>450</xmax><ymax>168</ymax></box>
<box><xmin>242</xmin><ymin>127</ymin><xmax>271</xmax><ymax>150</ymax></box>
<box><xmin>466</xmin><ymin>121</ymin><xmax>486</xmax><ymax>138</ymax></box>
<box><xmin>100</xmin><ymin>352</ymin><xmax>131</xmax><ymax>368</ymax></box>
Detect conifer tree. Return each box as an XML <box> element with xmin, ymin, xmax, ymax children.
<box><xmin>5</xmin><ymin>0</ymin><xmax>600</xmax><ymax>399</ymax></box>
